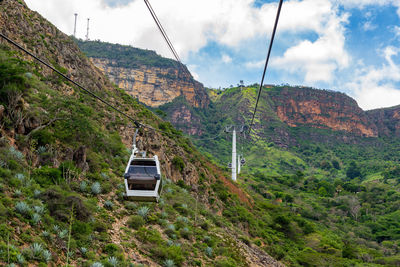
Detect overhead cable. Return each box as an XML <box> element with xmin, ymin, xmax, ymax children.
<box><xmin>0</xmin><ymin>32</ymin><xmax>219</xmax><ymax>142</ymax></box>
<box><xmin>143</xmin><ymin>0</ymin><xmax>181</xmax><ymax>63</ymax></box>
<box><xmin>0</xmin><ymin>32</ymin><xmax>141</xmax><ymax>128</ymax></box>
<box><xmin>248</xmin><ymin>0</ymin><xmax>284</xmax><ymax>135</ymax></box>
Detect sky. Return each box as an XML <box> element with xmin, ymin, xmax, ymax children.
<box><xmin>24</xmin><ymin>0</ymin><xmax>400</xmax><ymax>110</ymax></box>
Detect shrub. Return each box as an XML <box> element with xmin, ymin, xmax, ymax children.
<box><xmin>91</xmin><ymin>182</ymin><xmax>102</xmax><ymax>195</ymax></box>
<box><xmin>104</xmin><ymin>243</ymin><xmax>120</xmax><ymax>255</ymax></box>
<box><xmin>127</xmin><ymin>215</ymin><xmax>145</xmax><ymax>230</ymax></box>
<box><xmin>32</xmin><ymin>166</ymin><xmax>62</xmax><ymax>186</ymax></box>
<box><xmin>125</xmin><ymin>201</ymin><xmax>136</xmax><ymax>210</ymax></box>
<box><xmin>172</xmin><ymin>156</ymin><xmax>185</xmax><ymax>172</ymax></box>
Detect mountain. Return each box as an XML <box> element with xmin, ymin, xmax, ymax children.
<box><xmin>0</xmin><ymin>1</ymin><xmax>288</xmax><ymax>266</ymax></box>
<box><xmin>77</xmin><ymin>40</ymin><xmax>210</xmax><ymax>108</ymax></box>
<box><xmin>76</xmin><ymin>29</ymin><xmax>400</xmax><ymax>266</ymax></box>
<box><xmin>366</xmin><ymin>105</ymin><xmax>400</xmax><ymax>137</ymax></box>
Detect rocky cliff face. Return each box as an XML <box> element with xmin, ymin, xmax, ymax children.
<box><xmin>268</xmin><ymin>87</ymin><xmax>379</xmax><ymax>137</ymax></box>
<box><xmin>366</xmin><ymin>105</ymin><xmax>400</xmax><ymax>137</ymax></box>
<box><xmin>76</xmin><ymin>40</ymin><xmax>210</xmax><ymax>108</ymax></box>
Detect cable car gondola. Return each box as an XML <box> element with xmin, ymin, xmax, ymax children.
<box><xmin>124</xmin><ymin>129</ymin><xmax>162</xmax><ymax>202</ymax></box>
<box><xmin>240</xmin><ymin>158</ymin><xmax>246</xmax><ymax>166</ymax></box>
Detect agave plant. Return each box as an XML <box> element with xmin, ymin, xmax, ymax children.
<box><xmin>42</xmin><ymin>250</ymin><xmax>52</xmax><ymax>262</ymax></box>
<box><xmin>165</xmin><ymin>188</ymin><xmax>173</xmax><ymax>194</ymax></box>
<box><xmin>91</xmin><ymin>262</ymin><xmax>104</xmax><ymax>267</ymax></box>
<box><xmin>16</xmin><ymin>253</ymin><xmax>25</xmax><ymax>264</ymax></box>
<box><xmin>163</xmin><ymin>259</ymin><xmax>175</xmax><ymax>267</ymax></box>
<box><xmin>80</xmin><ymin>181</ymin><xmax>87</xmax><ymax>192</ymax></box>
<box><xmin>31</xmin><ymin>243</ymin><xmax>44</xmax><ymax>259</ymax></box>
<box><xmin>104</xmin><ymin>200</ymin><xmax>114</xmax><ymax>210</ymax></box>
<box><xmin>52</xmin><ymin>224</ymin><xmax>60</xmax><ymax>233</ymax></box>
<box><xmin>91</xmin><ymin>182</ymin><xmax>101</xmax><ymax>195</ymax></box>
<box><xmin>137</xmin><ymin>206</ymin><xmax>150</xmax><ymax>219</ymax></box>
<box><xmin>177</xmin><ymin>216</ymin><xmax>189</xmax><ymax>224</ymax></box>
<box><xmin>14</xmin><ymin>189</ymin><xmax>22</xmax><ymax>197</ymax></box>
<box><xmin>0</xmin><ymin>160</ymin><xmax>6</xmax><ymax>167</ymax></box>
<box><xmin>31</xmin><ymin>213</ymin><xmax>41</xmax><ymax>225</ymax></box>
<box><xmin>33</xmin><ymin>205</ymin><xmax>45</xmax><ymax>214</ymax></box>
<box><xmin>15</xmin><ymin>173</ymin><xmax>25</xmax><ymax>181</ymax></box>
<box><xmin>58</xmin><ymin>229</ymin><xmax>68</xmax><ymax>239</ymax></box>
<box><xmin>167</xmin><ymin>239</ymin><xmax>174</xmax><ymax>246</ymax></box>
<box><xmin>100</xmin><ymin>172</ymin><xmax>109</xmax><ymax>180</ymax></box>
<box><xmin>108</xmin><ymin>256</ymin><xmax>119</xmax><ymax>267</ymax></box>
<box><xmin>36</xmin><ymin>146</ymin><xmax>47</xmax><ymax>154</ymax></box>
<box><xmin>80</xmin><ymin>247</ymin><xmax>88</xmax><ymax>255</ymax></box>
<box><xmin>33</xmin><ymin>189</ymin><xmax>41</xmax><ymax>198</ymax></box>
<box><xmin>205</xmin><ymin>246</ymin><xmax>213</xmax><ymax>257</ymax></box>
<box><xmin>15</xmin><ymin>201</ymin><xmax>31</xmax><ymax>216</ymax></box>
<box><xmin>41</xmin><ymin>230</ymin><xmax>51</xmax><ymax>239</ymax></box>
<box><xmin>9</xmin><ymin>147</ymin><xmax>24</xmax><ymax>160</ymax></box>
<box><xmin>167</xmin><ymin>224</ymin><xmax>175</xmax><ymax>231</ymax></box>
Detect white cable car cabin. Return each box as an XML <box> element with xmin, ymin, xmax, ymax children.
<box><xmin>124</xmin><ymin>130</ymin><xmax>162</xmax><ymax>202</ymax></box>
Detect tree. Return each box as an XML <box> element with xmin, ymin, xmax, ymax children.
<box><xmin>346</xmin><ymin>161</ymin><xmax>361</xmax><ymax>179</ymax></box>
<box><xmin>348</xmin><ymin>197</ymin><xmax>361</xmax><ymax>221</ymax></box>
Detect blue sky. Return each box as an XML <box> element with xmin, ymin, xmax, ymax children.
<box><xmin>25</xmin><ymin>0</ymin><xmax>400</xmax><ymax>110</ymax></box>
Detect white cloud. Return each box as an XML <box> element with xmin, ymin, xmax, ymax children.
<box><xmin>271</xmin><ymin>0</ymin><xmax>350</xmax><ymax>83</ymax></box>
<box><xmin>362</xmin><ymin>21</ymin><xmax>377</xmax><ymax>31</ymax></box>
<box><xmin>245</xmin><ymin>60</ymin><xmax>264</xmax><ymax>69</ymax></box>
<box><xmin>394</xmin><ymin>26</ymin><xmax>400</xmax><ymax>37</ymax></box>
<box><xmin>346</xmin><ymin>46</ymin><xmax>400</xmax><ymax>110</ymax></box>
<box><xmin>187</xmin><ymin>64</ymin><xmax>200</xmax><ymax>80</ymax></box>
<box><xmin>25</xmin><ymin>0</ymin><xmax>353</xmax><ymax>60</ymax></box>
<box><xmin>332</xmin><ymin>0</ymin><xmax>400</xmax><ymax>17</ymax></box>
<box><xmin>221</xmin><ymin>54</ymin><xmax>232</xmax><ymax>64</ymax></box>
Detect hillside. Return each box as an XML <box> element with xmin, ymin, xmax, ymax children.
<box><xmin>77</xmin><ymin>40</ymin><xmax>210</xmax><ymax>108</ymax></box>
<box><xmin>79</xmin><ymin>28</ymin><xmax>400</xmax><ymax>265</ymax></box>
<box><xmin>158</xmin><ymin>85</ymin><xmax>400</xmax><ymax>266</ymax></box>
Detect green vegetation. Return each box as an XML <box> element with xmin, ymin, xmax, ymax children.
<box><xmin>157</xmin><ymin>85</ymin><xmax>400</xmax><ymax>266</ymax></box>
<box><xmin>76</xmin><ymin>39</ymin><xmax>179</xmax><ymax>69</ymax></box>
<box><xmin>0</xmin><ymin>41</ymin><xmax>255</xmax><ymax>266</ymax></box>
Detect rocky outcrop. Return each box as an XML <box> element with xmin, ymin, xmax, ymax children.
<box><xmin>169</xmin><ymin>104</ymin><xmax>202</xmax><ymax>135</ymax></box>
<box><xmin>366</xmin><ymin>105</ymin><xmax>400</xmax><ymax>137</ymax></box>
<box><xmin>268</xmin><ymin>87</ymin><xmax>379</xmax><ymax>137</ymax></box>
<box><xmin>86</xmin><ymin>54</ymin><xmax>209</xmax><ymax>108</ymax></box>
